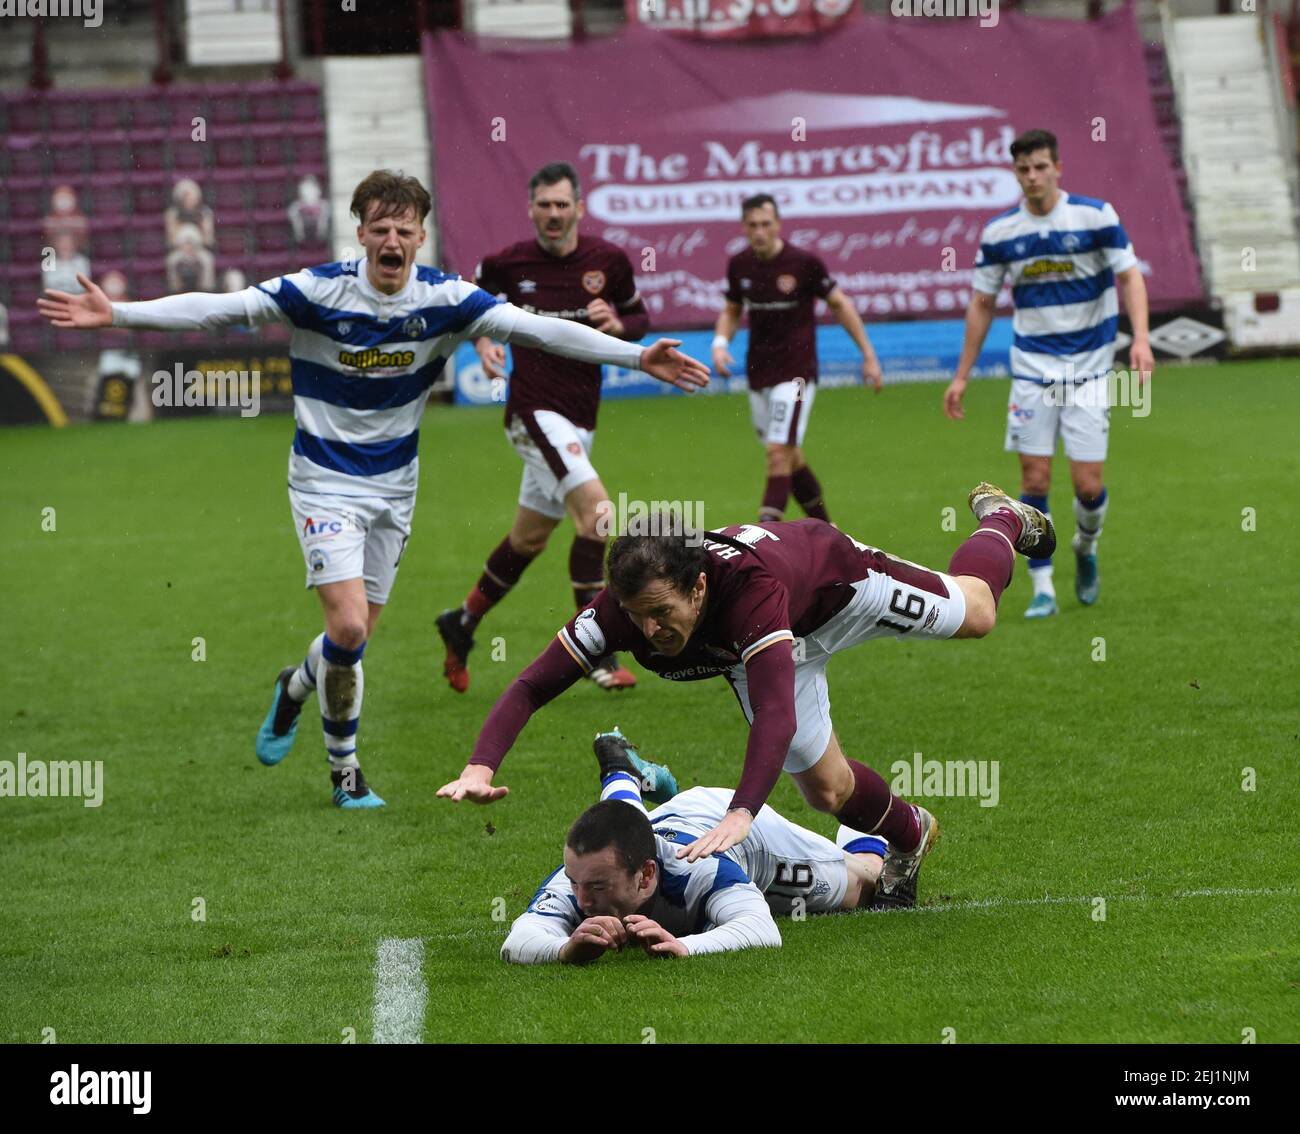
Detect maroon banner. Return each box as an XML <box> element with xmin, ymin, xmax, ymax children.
<box><xmin>425</xmin><ymin>9</ymin><xmax>1202</xmax><ymax>329</ymax></box>
<box><xmin>625</xmin><ymin>0</ymin><xmax>856</xmax><ymax>40</ymax></box>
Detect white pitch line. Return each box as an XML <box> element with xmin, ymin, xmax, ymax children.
<box><xmin>372</xmin><ymin>937</ymin><xmax>426</xmax><ymax>1044</ymax></box>
<box><xmin>880</xmin><ymin>885</ymin><xmax>1299</xmax><ymax>915</ymax></box>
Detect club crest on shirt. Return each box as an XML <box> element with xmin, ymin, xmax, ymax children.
<box><xmin>777</xmin><ymin>274</ymin><xmax>797</xmax><ymax>294</ymax></box>
<box><xmin>402</xmin><ymin>315</ymin><xmax>427</xmax><ymax>338</ymax></box>
<box><xmin>582</xmin><ymin>270</ymin><xmax>606</xmax><ymax>295</ymax></box>
<box><xmin>518</xmin><ymin>279</ymin><xmax>537</xmax><ymax>294</ymax></box>
<box><xmin>336</xmin><ymin>320</ymin><xmax>352</xmax><ymax>336</ymax></box>
<box><xmin>1061</xmin><ymin>233</ymin><xmax>1080</xmax><ymax>252</ymax></box>
<box><xmin>706</xmin><ymin>644</ymin><xmax>740</xmax><ymax>663</ymax></box>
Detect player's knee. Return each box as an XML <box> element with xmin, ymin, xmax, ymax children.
<box><xmin>961</xmin><ymin>604</ymin><xmax>996</xmax><ymax>638</ymax></box>
<box><xmin>765</xmin><ymin>444</ymin><xmax>794</xmax><ymax>476</ymax></box>
<box><xmin>1074</xmin><ymin>476</ymin><xmax>1103</xmax><ymax>501</ymax></box>
<box><xmin>327</xmin><ymin>619</ymin><xmax>368</xmax><ymax>651</ymax></box>
<box><xmin>510</xmin><ymin>529</ymin><xmax>549</xmax><ymax>556</ymax></box>
<box><xmin>802</xmin><ymin>780</ymin><xmax>852</xmax><ymax>813</ymax></box>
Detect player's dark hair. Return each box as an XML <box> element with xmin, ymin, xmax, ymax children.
<box><xmin>566</xmin><ymin>800</ymin><xmax>655</xmax><ymax>875</ymax></box>
<box><xmin>606</xmin><ymin>513</ymin><xmax>709</xmax><ymax>601</ymax></box>
<box><xmin>529</xmin><ymin>161</ymin><xmax>581</xmax><ymax>200</ymax></box>
<box><xmin>350</xmin><ymin>169</ymin><xmax>432</xmax><ymax>225</ymax></box>
<box><xmin>1009</xmin><ymin>129</ymin><xmax>1059</xmax><ymax>163</ymax></box>
<box><xmin>741</xmin><ymin>193</ymin><xmax>779</xmax><ymax>219</ymax></box>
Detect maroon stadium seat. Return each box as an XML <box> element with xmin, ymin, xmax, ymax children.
<box><xmin>91</xmin><ymin>132</ymin><xmax>130</xmax><ymax>174</ymax></box>
<box><xmin>288</xmin><ymin>123</ymin><xmax>325</xmax><ymax>167</ymax></box>
<box><xmin>6</xmin><ymin>176</ymin><xmax>47</xmax><ymax>219</ymax></box>
<box><xmin>205</xmin><ymin>83</ymin><xmax>249</xmax><ymax>125</ymax></box>
<box><xmin>211</xmin><ymin>126</ymin><xmax>248</xmax><ymax>169</ymax></box>
<box><xmin>254</xmin><ymin>216</ymin><xmax>291</xmax><ymax>254</ymax></box>
<box><xmin>216</xmin><ymin>224</ymin><xmax>250</xmax><ymax>257</ymax></box>
<box><xmin>129</xmin><ymin>128</ymin><xmax>168</xmax><ymax>173</ymax></box>
<box><xmin>88</xmin><ymin>98</ymin><xmax>124</xmax><ymax>132</ymax></box>
<box><xmin>8</xmin><ymin>95</ymin><xmax>46</xmax><ymax>134</ymax></box>
<box><xmin>251</xmin><ymin>125</ymin><xmax>291</xmax><ymax>166</ymax></box>
<box><xmin>87</xmin><ymin>174</ymin><xmax>131</xmax><ymax>218</ymax></box>
<box><xmin>7</xmin><ymin>137</ymin><xmax>47</xmax><ymax>178</ymax></box>
<box><xmin>49</xmin><ymin>131</ymin><xmax>88</xmax><ymax>177</ymax></box>
<box><xmin>129</xmin><ymin>218</ymin><xmax>168</xmax><ymax>259</ymax></box>
<box><xmin>209</xmin><ymin>172</ymin><xmax>250</xmax><ymax>211</ymax></box>
<box><xmin>92</xmin><ymin>218</ymin><xmax>130</xmax><ymax>260</ymax></box>
<box><xmin>130</xmin><ymin>172</ymin><xmax>171</xmax><ymax>215</ymax></box>
<box><xmin>247</xmin><ymin>81</ymin><xmax>289</xmax><ymax>123</ymax></box>
<box><xmin>252</xmin><ymin>170</ymin><xmax>290</xmax><ymax>210</ymax></box>
<box><xmin>47</xmin><ymin>93</ymin><xmax>86</xmax><ymax>133</ymax></box>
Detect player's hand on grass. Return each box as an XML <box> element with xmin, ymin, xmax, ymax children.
<box><xmin>863</xmin><ymin>356</ymin><xmax>883</xmax><ymax>393</ymax></box>
<box><xmin>623</xmin><ymin>915</ymin><xmax>688</xmax><ymax>958</ymax></box>
<box><xmin>676</xmin><ymin>807</ymin><xmax>752</xmax><ymax>862</ymax></box>
<box><xmin>559</xmin><ymin>916</ymin><xmax>627</xmax><ymax>964</ymax></box>
<box><xmin>942</xmin><ymin>376</ymin><xmax>968</xmax><ymax>420</ymax></box>
<box><xmin>586</xmin><ymin>298</ymin><xmax>624</xmax><ymax>337</ymax></box>
<box><xmin>638</xmin><ymin>339</ymin><xmax>710</xmax><ymax>392</ymax></box>
<box><xmin>712</xmin><ymin>343</ymin><xmax>735</xmax><ymax>378</ymax></box>
<box><xmin>474</xmin><ymin>338</ymin><xmax>508</xmax><ymax>380</ymax></box>
<box><xmin>1130</xmin><ymin>337</ymin><xmax>1155</xmax><ymax>386</ymax></box>
<box><xmin>36</xmin><ymin>274</ymin><xmax>113</xmax><ymax>329</ymax></box>
<box><xmin>435</xmin><ymin>764</ymin><xmax>509</xmax><ymax>804</ymax></box>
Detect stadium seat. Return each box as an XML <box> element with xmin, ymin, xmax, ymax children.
<box><xmin>11</xmin><ymin>229</ymin><xmax>48</xmax><ymax>265</ymax></box>
<box><xmin>92</xmin><ymin>219</ymin><xmax>130</xmax><ymax>260</ymax></box>
<box><xmin>129</xmin><ymin>128</ymin><xmax>168</xmax><ymax>173</ymax></box>
<box><xmin>205</xmin><ymin>83</ymin><xmax>249</xmax><ymax>125</ymax></box>
<box><xmin>216</xmin><ymin>224</ymin><xmax>251</xmax><ymax>257</ymax></box>
<box><xmin>247</xmin><ymin>81</ymin><xmax>289</xmax><ymax>123</ymax></box>
<box><xmin>211</xmin><ymin>127</ymin><xmax>248</xmax><ymax>169</ymax></box>
<box><xmin>170</xmin><ymin>137</ymin><xmax>209</xmax><ymax>172</ymax></box>
<box><xmin>88</xmin><ymin>99</ymin><xmax>124</xmax><ymax>132</ymax></box>
<box><xmin>129</xmin><ymin>219</ymin><xmax>169</xmax><ymax>259</ymax></box>
<box><xmin>8</xmin><ymin>96</ymin><xmax>45</xmax><ymax>134</ymax></box>
<box><xmin>288</xmin><ymin>124</ymin><xmax>325</xmax><ymax>167</ymax></box>
<box><xmin>6</xmin><ymin>137</ymin><xmax>47</xmax><ymax>178</ymax></box>
<box><xmin>251</xmin><ymin>125</ymin><xmax>290</xmax><ymax>166</ymax></box>
<box><xmin>252</xmin><ymin>171</ymin><xmax>290</xmax><ymax>210</ymax></box>
<box><xmin>6</xmin><ymin>176</ymin><xmax>47</xmax><ymax>219</ymax></box>
<box><xmin>254</xmin><ymin>216</ymin><xmax>291</xmax><ymax>254</ymax></box>
<box><xmin>47</xmin><ymin>93</ymin><xmax>86</xmax><ymax>133</ymax></box>
<box><xmin>92</xmin><ymin>132</ymin><xmax>131</xmax><ymax>174</ymax></box>
<box><xmin>130</xmin><ymin>172</ymin><xmax>172</xmax><ymax>215</ymax></box>
<box><xmin>49</xmin><ymin>132</ymin><xmax>88</xmax><ymax>177</ymax></box>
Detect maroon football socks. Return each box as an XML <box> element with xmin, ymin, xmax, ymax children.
<box><xmin>836</xmin><ymin>758</ymin><xmax>922</xmax><ymax>853</ymax></box>
<box><xmin>948</xmin><ymin>508</ymin><xmax>1023</xmax><ymax>606</ymax></box>
<box><xmin>569</xmin><ymin>535</ymin><xmax>607</xmax><ymax>610</ymax></box>
<box><xmin>791</xmin><ymin>466</ymin><xmax>830</xmax><ymax>522</ymax></box>
<box><xmin>760</xmin><ymin>474</ymin><xmax>792</xmax><ymax>523</ymax></box>
<box><xmin>462</xmin><ymin>536</ymin><xmax>537</xmax><ymax>630</ymax></box>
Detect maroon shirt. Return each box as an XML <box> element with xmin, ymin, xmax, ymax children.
<box><xmin>724</xmin><ymin>243</ymin><xmax>836</xmax><ymax>391</ymax></box>
<box><xmin>469</xmin><ymin>519</ymin><xmax>918</xmax><ymax>815</ymax></box>
<box><xmin>475</xmin><ymin>234</ymin><xmax>650</xmax><ymax>430</ymax></box>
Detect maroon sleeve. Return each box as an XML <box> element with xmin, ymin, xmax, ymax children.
<box><xmin>717</xmin><ymin>567</ymin><xmax>795</xmax><ymax>664</ymax></box>
<box><xmin>807</xmin><ymin>254</ymin><xmax>836</xmax><ymax>301</ymax></box>
<box><xmin>474</xmin><ymin>252</ymin><xmax>507</xmax><ymax>299</ymax></box>
<box><xmin>724</xmin><ymin>258</ymin><xmax>743</xmax><ymax>305</ymax></box>
<box><xmin>609</xmin><ymin>252</ymin><xmax>649</xmax><ymax>341</ymax></box>
<box><xmin>729</xmin><ymin>640</ymin><xmax>797</xmax><ymax>815</ymax></box>
<box><xmin>468</xmin><ymin>637</ymin><xmax>584</xmax><ymax>772</ymax></box>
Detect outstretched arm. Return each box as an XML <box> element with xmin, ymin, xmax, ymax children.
<box><xmin>825</xmin><ymin>287</ymin><xmax>882</xmax><ymax>392</ymax></box>
<box><xmin>38</xmin><ymin>275</ymin><xmax>280</xmax><ymax>332</ymax></box>
<box><xmin>436</xmin><ymin>636</ymin><xmax>586</xmax><ymax>804</ymax></box>
<box><xmin>470</xmin><ymin>304</ymin><xmax>708</xmax><ymax>392</ymax></box>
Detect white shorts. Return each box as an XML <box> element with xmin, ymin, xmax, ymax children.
<box><xmin>506</xmin><ymin>409</ymin><xmax>599</xmax><ymax>520</ymax></box>
<box><xmin>288</xmin><ymin>486</ymin><xmax>414</xmax><ymax>606</ymax></box>
<box><xmin>1005</xmin><ymin>376</ymin><xmax>1110</xmax><ymax>462</ymax></box>
<box><xmin>726</xmin><ymin>543</ymin><xmax>968</xmax><ymax>774</ymax></box>
<box><xmin>649</xmin><ymin>786</ymin><xmax>852</xmax><ymax>916</ymax></box>
<box><xmin>749</xmin><ymin>380</ymin><xmax>816</xmax><ymax>447</ymax></box>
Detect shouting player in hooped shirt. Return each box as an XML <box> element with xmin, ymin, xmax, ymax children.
<box><xmin>439</xmin><ymin>484</ymin><xmax>1054</xmax><ymax>905</ymax></box>
<box><xmin>943</xmin><ymin>129</ymin><xmax>1155</xmax><ymax>619</ymax></box>
<box><xmin>38</xmin><ymin>170</ymin><xmax>708</xmax><ymax>810</ymax></box>
<box><xmin>713</xmin><ymin>193</ymin><xmax>884</xmax><ymax>526</ymax></box>
<box><xmin>437</xmin><ymin>162</ymin><xmax>654</xmax><ymax>695</ymax></box>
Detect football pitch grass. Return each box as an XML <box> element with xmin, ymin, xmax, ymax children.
<box><xmin>2</xmin><ymin>359</ymin><xmax>1296</xmax><ymax>1044</ymax></box>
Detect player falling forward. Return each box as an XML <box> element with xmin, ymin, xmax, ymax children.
<box><xmin>943</xmin><ymin>129</ymin><xmax>1154</xmax><ymax>618</ymax></box>
<box><xmin>440</xmin><ymin>484</ymin><xmax>1053</xmax><ymax>905</ymax></box>
<box><xmin>437</xmin><ymin>162</ymin><xmax>654</xmax><ymax>694</ymax></box>
<box><xmin>501</xmin><ymin>730</ymin><xmax>894</xmax><ymax>964</ymax></box>
<box><xmin>37</xmin><ymin>170</ymin><xmax>707</xmax><ymax>809</ymax></box>
<box><xmin>712</xmin><ymin>193</ymin><xmax>883</xmax><ymax>525</ymax></box>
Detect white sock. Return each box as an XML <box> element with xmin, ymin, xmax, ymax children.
<box><xmin>1073</xmin><ymin>491</ymin><xmax>1108</xmax><ymax>556</ymax></box>
<box><xmin>1028</xmin><ymin>564</ymin><xmax>1055</xmax><ymax>598</ymax></box>
<box><xmin>600</xmin><ymin>770</ymin><xmax>648</xmax><ymax>816</ymax></box>
<box><xmin>287</xmin><ymin>633</ymin><xmax>323</xmax><ymax>702</ymax></box>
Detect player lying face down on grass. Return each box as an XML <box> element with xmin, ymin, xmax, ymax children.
<box><xmin>440</xmin><ymin>485</ymin><xmax>1054</xmax><ymax>904</ymax></box>
<box><xmin>501</xmin><ymin>729</ymin><xmax>893</xmax><ymax>964</ymax></box>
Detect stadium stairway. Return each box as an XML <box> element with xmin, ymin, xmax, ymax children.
<box><xmin>1161</xmin><ymin>8</ymin><xmax>1300</xmax><ymax>304</ymax></box>
<box><xmin>321</xmin><ymin>57</ymin><xmax>437</xmax><ymax>266</ymax></box>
